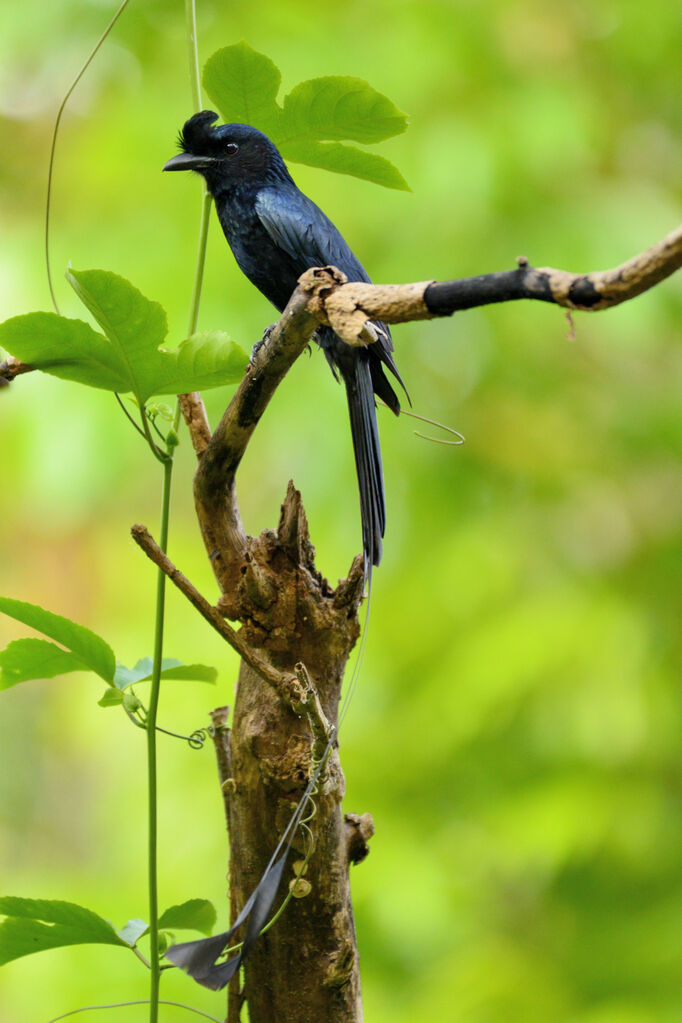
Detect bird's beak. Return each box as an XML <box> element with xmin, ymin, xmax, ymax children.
<box><xmin>162</xmin><ymin>153</ymin><xmax>216</xmax><ymax>172</ymax></box>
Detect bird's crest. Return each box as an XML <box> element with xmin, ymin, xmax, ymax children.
<box><xmin>178</xmin><ymin>110</ymin><xmax>220</xmax><ymax>154</ymax></box>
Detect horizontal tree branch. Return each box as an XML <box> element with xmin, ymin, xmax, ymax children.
<box><xmin>188</xmin><ymin>224</ymin><xmax>682</xmax><ymax>598</ymax></box>
<box><xmin>298</xmin><ymin>224</ymin><xmax>682</xmax><ymax>346</ymax></box>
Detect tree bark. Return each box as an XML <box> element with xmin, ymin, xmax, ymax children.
<box><xmin>204</xmin><ymin>482</ymin><xmax>364</xmax><ymax>1022</ymax></box>
<box><xmin>224</xmin><ymin>485</ymin><xmax>366</xmax><ymax>1022</ymax></box>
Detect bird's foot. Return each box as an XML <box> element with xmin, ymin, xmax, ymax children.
<box><xmin>249</xmin><ymin>324</ymin><xmax>277</xmax><ymax>366</ymax></box>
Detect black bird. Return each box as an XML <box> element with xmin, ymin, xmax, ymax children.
<box><xmin>164</xmin><ymin>111</ymin><xmax>406</xmax><ymax>572</ymax></box>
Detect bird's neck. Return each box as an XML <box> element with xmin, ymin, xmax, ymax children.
<box><xmin>207</xmin><ymin>161</ymin><xmax>295</xmax><ymax>203</ymax></box>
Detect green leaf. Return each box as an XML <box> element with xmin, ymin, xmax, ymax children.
<box><xmin>114</xmin><ymin>657</ymin><xmax>179</xmax><ymax>688</ymax></box>
<box><xmin>0</xmin><ymin>312</ymin><xmax>131</xmax><ymax>392</ymax></box>
<box><xmin>173</xmin><ymin>331</ymin><xmax>247</xmax><ymax>393</ymax></box>
<box><xmin>203</xmin><ymin>42</ymin><xmax>283</xmax><ymax>134</ymax></box>
<box><xmin>158</xmin><ymin>899</ymin><xmax>216</xmax><ymax>937</ymax></box>
<box><xmin>66</xmin><ymin>267</ymin><xmax>168</xmax><ymax>408</ymax></box>
<box><xmin>151</xmin><ymin>663</ymin><xmax>218</xmax><ymax>683</ymax></box>
<box><xmin>282</xmin><ymin>139</ymin><xmax>410</xmax><ymax>191</ymax></box>
<box><xmin>117</xmin><ymin>918</ymin><xmax>149</xmax><ymax>946</ymax></box>
<box><xmin>203</xmin><ymin>42</ymin><xmax>409</xmax><ymax>190</ymax></box>
<box><xmin>0</xmin><ymin>638</ymin><xmax>87</xmax><ymax>690</ymax></box>
<box><xmin>97</xmin><ymin>688</ymin><xmax>124</xmax><ymax>708</ymax></box>
<box><xmin>113</xmin><ymin>658</ymin><xmax>218</xmax><ymax>690</ymax></box>
<box><xmin>0</xmin><ymin>898</ymin><xmax>126</xmax><ymax>965</ymax></box>
<box><xmin>281</xmin><ymin>76</ymin><xmax>408</xmax><ymax>145</ymax></box>
<box><xmin>67</xmin><ymin>269</ymin><xmax>247</xmax><ymax>403</ymax></box>
<box><xmin>0</xmin><ymin>597</ymin><xmax>115</xmax><ymax>683</ymax></box>
<box><xmin>0</xmin><ymin>275</ymin><xmax>247</xmax><ymax>402</ymax></box>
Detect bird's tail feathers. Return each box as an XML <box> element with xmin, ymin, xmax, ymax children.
<box><xmin>344</xmin><ymin>357</ymin><xmax>386</xmax><ymax>572</ymax></box>
<box><xmin>373</xmin><ymin>320</ymin><xmax>410</xmax><ymax>407</ymax></box>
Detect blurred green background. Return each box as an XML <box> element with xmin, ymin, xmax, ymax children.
<box><xmin>1</xmin><ymin>0</ymin><xmax>681</xmax><ymax>1020</ymax></box>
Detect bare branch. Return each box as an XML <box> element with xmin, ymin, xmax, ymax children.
<box><xmin>177</xmin><ymin>391</ymin><xmax>211</xmax><ymax>456</ymax></box>
<box><xmin>187</xmin><ymin>225</ymin><xmax>682</xmax><ymax>594</ymax></box>
<box><xmin>425</xmin><ymin>223</ymin><xmax>682</xmax><ymax>315</ymax></box>
<box><xmin>209</xmin><ymin>705</ymin><xmax>232</xmax><ymax>830</ymax></box>
<box><xmin>130</xmin><ymin>522</ymin><xmax>319</xmax><ymax>716</ymax></box>
<box><xmin>0</xmin><ymin>358</ymin><xmax>34</xmax><ymax>385</ymax></box>
<box><xmin>192</xmin><ymin>274</ymin><xmax>324</xmax><ymax>591</ymax></box>
<box><xmin>284</xmin><ymin>225</ymin><xmax>682</xmax><ymax>348</ymax></box>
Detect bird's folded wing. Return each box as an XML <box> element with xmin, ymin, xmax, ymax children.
<box><xmin>255</xmin><ymin>186</ymin><xmax>370</xmax><ymax>282</ymax></box>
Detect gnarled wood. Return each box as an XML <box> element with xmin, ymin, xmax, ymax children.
<box><xmin>225</xmin><ymin>483</ymin><xmax>366</xmax><ymax>1023</ymax></box>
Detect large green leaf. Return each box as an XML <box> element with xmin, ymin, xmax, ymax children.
<box><xmin>173</xmin><ymin>330</ymin><xmax>248</xmax><ymax>393</ymax></box>
<box><xmin>203</xmin><ymin>42</ymin><xmax>409</xmax><ymax>191</ymax></box>
<box><xmin>158</xmin><ymin>899</ymin><xmax>217</xmax><ymax>936</ymax></box>
<box><xmin>203</xmin><ymin>43</ymin><xmax>283</xmax><ymax>135</ymax></box>
<box><xmin>0</xmin><ymin>597</ymin><xmax>115</xmax><ymax>683</ymax></box>
<box><xmin>283</xmin><ymin>139</ymin><xmax>410</xmax><ymax>190</ymax></box>
<box><xmin>281</xmin><ymin>77</ymin><xmax>408</xmax><ymax>144</ymax></box>
<box><xmin>0</xmin><ymin>638</ymin><xmax>87</xmax><ymax>690</ymax></box>
<box><xmin>0</xmin><ymin>613</ymin><xmax>218</xmax><ymax>698</ymax></box>
<box><xmin>0</xmin><ymin>272</ymin><xmax>247</xmax><ymax>401</ymax></box>
<box><xmin>0</xmin><ymin>311</ymin><xmax>130</xmax><ymax>391</ymax></box>
<box><xmin>0</xmin><ymin>898</ymin><xmax>127</xmax><ymax>965</ymax></box>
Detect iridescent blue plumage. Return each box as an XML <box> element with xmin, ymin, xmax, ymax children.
<box><xmin>165</xmin><ymin>111</ymin><xmax>406</xmax><ymax>569</ymax></box>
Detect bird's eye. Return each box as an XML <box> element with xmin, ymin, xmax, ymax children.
<box><xmin>225</xmin><ymin>142</ymin><xmax>239</xmax><ymax>156</ymax></box>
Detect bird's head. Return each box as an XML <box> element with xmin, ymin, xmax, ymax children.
<box><xmin>162</xmin><ymin>111</ymin><xmax>291</xmax><ymax>190</ymax></box>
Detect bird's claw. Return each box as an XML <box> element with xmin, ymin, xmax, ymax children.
<box><xmin>249</xmin><ymin>324</ymin><xmax>277</xmax><ymax>366</ymax></box>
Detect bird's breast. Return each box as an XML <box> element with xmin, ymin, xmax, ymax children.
<box><xmin>214</xmin><ymin>192</ymin><xmax>299</xmax><ymax>312</ymax></box>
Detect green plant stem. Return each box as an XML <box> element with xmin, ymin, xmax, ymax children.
<box><xmin>132</xmin><ymin>946</ymin><xmax>152</xmax><ymax>969</ymax></box>
<box><xmin>146</xmin><ymin>456</ymin><xmax>174</xmax><ymax>1023</ymax></box>
<box><xmin>185</xmin><ymin>0</ymin><xmax>202</xmax><ymax>113</ymax></box>
<box><xmin>187</xmin><ymin>191</ymin><xmax>213</xmax><ymax>340</ymax></box>
<box><xmin>173</xmin><ymin>0</ymin><xmax>211</xmax><ymax>436</ymax></box>
<box><xmin>140</xmin><ymin>407</ymin><xmax>167</xmax><ymax>464</ymax></box>
<box><xmin>140</xmin><ymin>13</ymin><xmax>208</xmax><ymax>1023</ymax></box>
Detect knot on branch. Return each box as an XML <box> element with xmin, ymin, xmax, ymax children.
<box><xmin>298</xmin><ymin>267</ymin><xmax>435</xmax><ymax>347</ymax></box>
<box><xmin>297</xmin><ymin>265</ymin><xmax>349</xmax><ymax>322</ymax></box>
<box><xmin>0</xmin><ymin>357</ymin><xmax>33</xmax><ymax>385</ymax></box>
<box><xmin>344</xmin><ymin>812</ymin><xmax>375</xmax><ymax>865</ymax></box>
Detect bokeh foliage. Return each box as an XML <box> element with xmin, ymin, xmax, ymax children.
<box><xmin>1</xmin><ymin>1</ymin><xmax>681</xmax><ymax>1021</ymax></box>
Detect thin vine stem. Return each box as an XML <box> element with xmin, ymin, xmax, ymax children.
<box><xmin>186</xmin><ymin>191</ymin><xmax>213</xmax><ymax>340</ymax></box>
<box><xmin>185</xmin><ymin>0</ymin><xmax>202</xmax><ymax>113</ymax></box>
<box><xmin>46</xmin><ymin>1000</ymin><xmax>221</xmax><ymax>1022</ymax></box>
<box><xmin>143</xmin><ymin>11</ymin><xmax>208</xmax><ymax>1020</ymax></box>
<box><xmin>174</xmin><ymin>0</ymin><xmax>211</xmax><ymax>435</ymax></box>
<box><xmin>114</xmin><ymin>394</ymin><xmax>148</xmax><ymax>440</ymax></box>
<box><xmin>45</xmin><ymin>0</ymin><xmax>131</xmax><ymax>313</ymax></box>
<box><xmin>146</xmin><ymin>457</ymin><xmax>174</xmax><ymax>1023</ymax></box>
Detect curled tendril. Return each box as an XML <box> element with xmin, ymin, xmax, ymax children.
<box><xmin>123</xmin><ymin>702</ymin><xmax>212</xmax><ymax>750</ymax></box>
<box><xmin>154</xmin><ymin>724</ymin><xmax>213</xmax><ymax>749</ymax></box>
<box><xmin>378</xmin><ymin>401</ymin><xmax>465</xmax><ymax>446</ymax></box>
<box><xmin>187</xmin><ymin>727</ymin><xmax>214</xmax><ymax>750</ymax></box>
